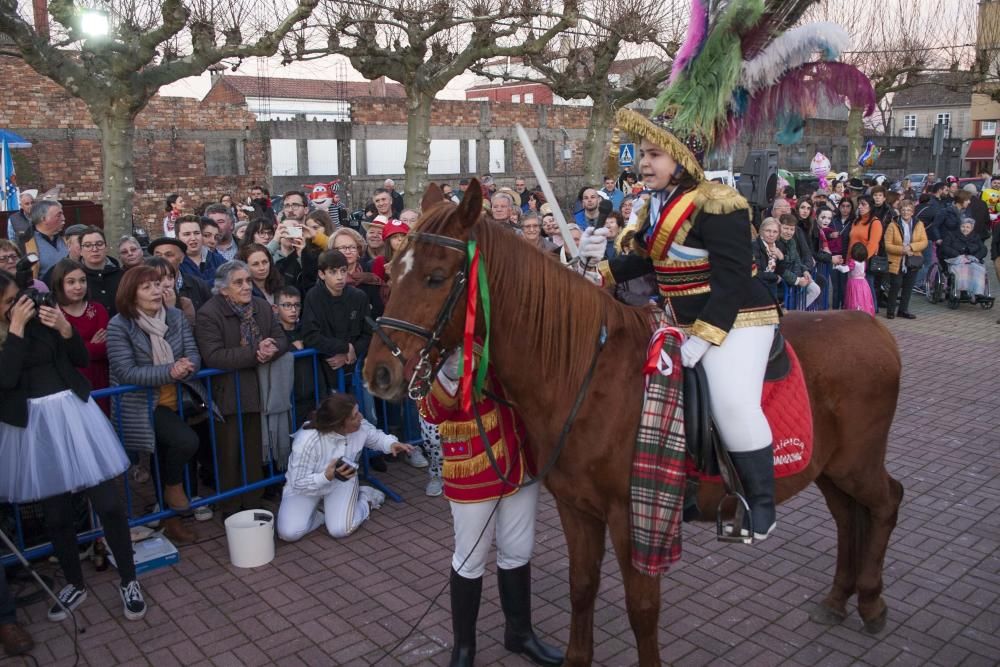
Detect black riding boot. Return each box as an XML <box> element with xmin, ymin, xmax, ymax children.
<box><xmin>498</xmin><ymin>564</ymin><xmax>564</xmax><ymax>666</ymax></box>
<box><xmin>730</xmin><ymin>445</ymin><xmax>777</xmax><ymax>540</ymax></box>
<box><xmin>449</xmin><ymin>569</ymin><xmax>482</xmax><ymax>667</ymax></box>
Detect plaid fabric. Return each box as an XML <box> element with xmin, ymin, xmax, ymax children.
<box><xmin>630</xmin><ymin>326</ymin><xmax>687</xmax><ymax>576</ymax></box>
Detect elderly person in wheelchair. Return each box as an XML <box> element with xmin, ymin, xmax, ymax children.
<box><xmin>939</xmin><ymin>219</ymin><xmax>990</xmax><ymax>306</ymax></box>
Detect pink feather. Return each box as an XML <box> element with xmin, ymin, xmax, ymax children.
<box><xmin>670</xmin><ymin>0</ymin><xmax>708</xmax><ymax>84</ymax></box>
<box><xmin>717</xmin><ymin>61</ymin><xmax>875</xmax><ymax>149</ymax></box>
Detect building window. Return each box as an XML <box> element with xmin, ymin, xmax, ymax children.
<box><xmin>982</xmin><ymin>120</ymin><xmax>997</xmax><ymax>137</ymax></box>
<box><xmin>902</xmin><ymin>114</ymin><xmax>917</xmax><ymax>137</ymax></box>
<box><xmin>511</xmin><ymin>94</ymin><xmax>521</xmax><ymax>103</ymax></box>
<box><xmin>205</xmin><ymin>139</ymin><xmax>244</xmax><ymax>176</ymax></box>
<box><xmin>524</xmin><ymin>93</ymin><xmax>534</xmax><ymax>104</ymax></box>
<box><xmin>936</xmin><ymin>113</ymin><xmax>951</xmax><ymax>138</ymax></box>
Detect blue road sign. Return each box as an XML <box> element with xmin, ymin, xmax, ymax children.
<box><xmin>618</xmin><ymin>143</ymin><xmax>635</xmax><ymax>166</ymax></box>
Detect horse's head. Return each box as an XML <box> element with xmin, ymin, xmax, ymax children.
<box><xmin>363</xmin><ymin>179</ymin><xmax>484</xmax><ymax>400</ymax></box>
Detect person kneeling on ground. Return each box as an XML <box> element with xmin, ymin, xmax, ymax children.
<box><xmin>277</xmin><ymin>393</ymin><xmax>412</xmax><ymax>541</ymax></box>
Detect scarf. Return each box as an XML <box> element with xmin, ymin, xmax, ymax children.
<box><xmin>226</xmin><ymin>297</ymin><xmax>262</xmax><ymax>348</ymax></box>
<box><xmin>136</xmin><ymin>308</ymin><xmax>174</xmax><ymax>365</ymax></box>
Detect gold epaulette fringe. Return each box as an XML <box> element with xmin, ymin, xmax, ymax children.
<box><xmin>692</xmin><ymin>181</ymin><xmax>750</xmax><ymax>216</ymax></box>
<box><xmin>438</xmin><ymin>409</ymin><xmax>500</xmax><ymax>442</ymax></box>
<box><xmin>443</xmin><ymin>438</ymin><xmax>508</xmax><ymax>478</ymax></box>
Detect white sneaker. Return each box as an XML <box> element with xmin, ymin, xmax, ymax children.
<box><xmin>191</xmin><ymin>497</ymin><xmax>213</xmax><ymax>522</ymax></box>
<box><xmin>405</xmin><ymin>448</ymin><xmax>429</xmax><ymax>468</ymax></box>
<box><xmin>359</xmin><ymin>486</ymin><xmax>386</xmax><ymax>510</ymax></box>
<box><xmin>425</xmin><ymin>477</ymin><xmax>444</xmax><ymax>497</ymax></box>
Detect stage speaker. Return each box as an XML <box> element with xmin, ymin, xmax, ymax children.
<box><xmin>737</xmin><ymin>149</ymin><xmax>779</xmax><ymax>208</ymax></box>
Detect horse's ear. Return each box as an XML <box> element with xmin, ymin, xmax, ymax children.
<box><xmin>422</xmin><ymin>182</ymin><xmax>444</xmax><ymax>211</ymax></box>
<box><xmin>456</xmin><ymin>178</ymin><xmax>483</xmax><ymax>229</ymax></box>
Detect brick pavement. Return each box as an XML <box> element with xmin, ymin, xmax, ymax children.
<box><xmin>6</xmin><ymin>286</ymin><xmax>999</xmax><ymax>666</ymax></box>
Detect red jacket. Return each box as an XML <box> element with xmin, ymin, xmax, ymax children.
<box><xmin>418</xmin><ymin>370</ymin><xmax>530</xmax><ymax>503</ymax></box>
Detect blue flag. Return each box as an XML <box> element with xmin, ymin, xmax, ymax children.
<box><xmin>1</xmin><ymin>137</ymin><xmax>18</xmax><ymax>212</ymax></box>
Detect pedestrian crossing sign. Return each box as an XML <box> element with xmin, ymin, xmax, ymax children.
<box><xmin>618</xmin><ymin>143</ymin><xmax>635</xmax><ymax>166</ymax></box>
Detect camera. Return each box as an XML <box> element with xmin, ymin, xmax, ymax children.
<box><xmin>13</xmin><ymin>254</ymin><xmax>56</xmax><ymax>311</ymax></box>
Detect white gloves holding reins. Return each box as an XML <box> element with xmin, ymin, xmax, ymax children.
<box><xmin>579</xmin><ymin>226</ymin><xmax>611</xmax><ymax>263</ymax></box>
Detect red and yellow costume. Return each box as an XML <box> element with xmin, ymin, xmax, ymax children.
<box><xmin>418</xmin><ymin>369</ymin><xmax>531</xmax><ymax>503</ymax></box>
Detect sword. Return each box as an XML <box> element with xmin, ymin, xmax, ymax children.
<box><xmin>514</xmin><ymin>124</ymin><xmax>580</xmax><ymax>260</ymax></box>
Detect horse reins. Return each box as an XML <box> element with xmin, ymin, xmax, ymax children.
<box><xmin>370</xmin><ymin>227</ymin><xmax>609</xmax><ymax>488</ymax></box>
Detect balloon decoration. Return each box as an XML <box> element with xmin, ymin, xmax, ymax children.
<box><xmin>810</xmin><ymin>152</ymin><xmax>831</xmax><ymax>190</ymax></box>
<box><xmin>856</xmin><ymin>141</ymin><xmax>881</xmax><ymax>169</ymax></box>
<box><xmin>981</xmin><ymin>188</ymin><xmax>1000</xmax><ymax>214</ymax></box>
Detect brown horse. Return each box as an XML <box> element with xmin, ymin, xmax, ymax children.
<box><xmin>363</xmin><ymin>182</ymin><xmax>905</xmax><ymax>667</ymax></box>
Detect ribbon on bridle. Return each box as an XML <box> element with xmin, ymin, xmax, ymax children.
<box><xmin>459</xmin><ymin>240</ymin><xmax>492</xmax><ymax>412</ymax></box>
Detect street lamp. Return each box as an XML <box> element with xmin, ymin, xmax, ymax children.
<box><xmin>79</xmin><ymin>9</ymin><xmax>110</xmax><ymax>38</ymax></box>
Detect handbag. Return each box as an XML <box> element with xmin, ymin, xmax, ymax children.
<box><xmin>905</xmin><ymin>254</ymin><xmax>924</xmax><ymax>270</ymax></box>
<box><xmin>864</xmin><ymin>220</ymin><xmax>889</xmax><ymax>273</ymax></box>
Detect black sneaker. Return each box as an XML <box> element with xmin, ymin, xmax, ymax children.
<box><xmin>119</xmin><ymin>580</ymin><xmax>147</xmax><ymax>621</ymax></box>
<box><xmin>47</xmin><ymin>584</ymin><xmax>87</xmax><ymax>621</ymax></box>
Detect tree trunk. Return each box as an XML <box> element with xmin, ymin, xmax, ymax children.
<box><xmin>846</xmin><ymin>105</ymin><xmax>864</xmax><ymax>178</ymax></box>
<box><xmin>403</xmin><ymin>89</ymin><xmax>434</xmax><ymax>204</ymax></box>
<box><xmin>94</xmin><ymin>106</ymin><xmax>138</xmax><ymax>242</ymax></box>
<box><xmin>583</xmin><ymin>101</ymin><xmax>616</xmax><ymax>187</ymax></box>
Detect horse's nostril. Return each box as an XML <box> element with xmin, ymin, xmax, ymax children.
<box><xmin>374</xmin><ymin>364</ymin><xmax>392</xmax><ymax>391</ymax></box>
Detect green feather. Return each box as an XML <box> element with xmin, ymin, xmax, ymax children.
<box><xmin>654</xmin><ymin>0</ymin><xmax>765</xmax><ymax>146</ymax></box>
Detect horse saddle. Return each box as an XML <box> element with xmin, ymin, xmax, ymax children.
<box><xmin>683</xmin><ymin>331</ymin><xmax>789</xmax><ymax>475</ymax></box>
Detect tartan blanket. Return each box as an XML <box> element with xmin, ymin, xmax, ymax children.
<box><xmin>629</xmin><ymin>325</ymin><xmax>687</xmax><ymax>576</ymax></box>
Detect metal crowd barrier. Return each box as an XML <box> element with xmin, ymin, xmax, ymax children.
<box><xmin>1</xmin><ymin>348</ymin><xmax>421</xmax><ymax>566</ymax></box>
<box><xmin>782</xmin><ymin>262</ymin><xmax>832</xmax><ymax>311</ymax></box>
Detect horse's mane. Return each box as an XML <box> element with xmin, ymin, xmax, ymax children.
<box><xmin>417</xmin><ymin>205</ymin><xmax>652</xmax><ymax>387</ymax></box>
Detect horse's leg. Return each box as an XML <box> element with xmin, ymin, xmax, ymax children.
<box><xmin>555</xmin><ymin>502</ymin><xmax>606</xmax><ymax>667</ymax></box>
<box><xmin>832</xmin><ymin>471</ymin><xmax>905</xmax><ymax>634</ymax></box>
<box><xmin>607</xmin><ymin>505</ymin><xmax>662</xmax><ymax>667</ymax></box>
<box><xmin>811</xmin><ymin>475</ymin><xmax>857</xmax><ymax>624</ymax></box>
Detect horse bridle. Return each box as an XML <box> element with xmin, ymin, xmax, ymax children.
<box><xmin>367</xmin><ymin>231</ymin><xmax>469</xmax><ymax>400</ymax></box>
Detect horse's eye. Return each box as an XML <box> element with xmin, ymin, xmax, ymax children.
<box><xmin>426</xmin><ymin>270</ymin><xmax>446</xmax><ymax>288</ymax></box>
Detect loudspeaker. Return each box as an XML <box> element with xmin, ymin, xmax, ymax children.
<box><xmin>737</xmin><ymin>149</ymin><xmax>779</xmax><ymax>208</ymax></box>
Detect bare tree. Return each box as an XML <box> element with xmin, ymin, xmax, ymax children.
<box><xmin>805</xmin><ymin>0</ymin><xmax>978</xmax><ymax>174</ymax></box>
<box><xmin>469</xmin><ymin>0</ymin><xmax>684</xmax><ymax>186</ymax></box>
<box><xmin>0</xmin><ymin>0</ymin><xmax>319</xmax><ymax>240</ymax></box>
<box><xmin>300</xmin><ymin>0</ymin><xmax>577</xmax><ymax>198</ymax></box>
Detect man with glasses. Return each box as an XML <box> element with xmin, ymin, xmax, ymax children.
<box><xmin>78</xmin><ymin>227</ymin><xmax>124</xmax><ymax>316</ymax></box>
<box><xmin>281</xmin><ymin>190</ymin><xmax>310</xmax><ymax>224</ymax></box>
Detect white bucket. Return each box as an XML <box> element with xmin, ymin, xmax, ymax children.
<box><xmin>224</xmin><ymin>509</ymin><xmax>275</xmax><ymax>568</ymax></box>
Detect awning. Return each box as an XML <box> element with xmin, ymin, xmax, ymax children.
<box><xmin>964</xmin><ymin>138</ymin><xmax>995</xmax><ymax>161</ymax></box>
<box><xmin>0</xmin><ymin>129</ymin><xmax>31</xmax><ymax>148</ymax></box>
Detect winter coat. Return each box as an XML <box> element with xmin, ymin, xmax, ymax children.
<box><xmin>883</xmin><ymin>218</ymin><xmax>928</xmax><ymax>275</ymax></box>
<box><xmin>940</xmin><ymin>232</ymin><xmax>988</xmax><ymax>262</ymax></box>
<box><xmin>929</xmin><ymin>204</ymin><xmax>964</xmax><ymax>243</ymax></box>
<box><xmin>82</xmin><ymin>257</ymin><xmax>124</xmax><ymax>316</ymax></box>
<box><xmin>107</xmin><ymin>308</ymin><xmax>213</xmax><ymax>453</ymax></box>
<box><xmin>194</xmin><ymin>295</ymin><xmax>289</xmax><ymax>416</ymax></box>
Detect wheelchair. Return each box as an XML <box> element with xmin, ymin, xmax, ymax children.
<box><xmin>924</xmin><ymin>253</ymin><xmax>995</xmax><ymax>310</ymax></box>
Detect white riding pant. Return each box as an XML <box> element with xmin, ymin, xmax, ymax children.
<box><xmin>450</xmin><ymin>482</ymin><xmax>539</xmax><ymax>579</ymax></box>
<box><xmin>699</xmin><ymin>324</ymin><xmax>775</xmax><ymax>453</ymax></box>
<box><xmin>276</xmin><ymin>476</ymin><xmax>370</xmax><ymax>541</ymax></box>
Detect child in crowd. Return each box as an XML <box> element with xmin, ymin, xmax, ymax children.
<box><xmin>838</xmin><ymin>242</ymin><xmax>875</xmax><ymax>315</ymax></box>
<box><xmin>276</xmin><ymin>393</ymin><xmax>412</xmax><ymax>541</ymax></box>
<box><xmin>275</xmin><ymin>286</ymin><xmax>318</xmax><ymax>428</ymax></box>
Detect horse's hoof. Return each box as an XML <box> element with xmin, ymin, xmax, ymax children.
<box><xmin>810</xmin><ymin>602</ymin><xmax>848</xmax><ymax>625</ymax></box>
<box><xmin>862</xmin><ymin>606</ymin><xmax>888</xmax><ymax>634</ymax></box>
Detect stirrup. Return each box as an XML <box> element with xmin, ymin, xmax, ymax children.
<box><xmin>716</xmin><ymin>492</ymin><xmax>755</xmax><ymax>544</ymax></box>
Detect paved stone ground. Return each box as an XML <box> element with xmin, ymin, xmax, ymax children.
<box><xmin>7</xmin><ymin>283</ymin><xmax>999</xmax><ymax>667</ymax></box>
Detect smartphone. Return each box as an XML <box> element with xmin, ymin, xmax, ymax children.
<box><xmin>333</xmin><ymin>457</ymin><xmax>358</xmax><ymax>481</ymax></box>
<box><xmin>286</xmin><ymin>224</ymin><xmax>302</xmax><ymax>239</ymax></box>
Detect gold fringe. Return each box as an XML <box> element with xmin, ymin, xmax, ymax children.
<box><xmin>443</xmin><ymin>438</ymin><xmax>507</xmax><ymax>478</ymax></box>
<box><xmin>692</xmin><ymin>181</ymin><xmax>750</xmax><ymax>216</ymax></box>
<box><xmin>660</xmin><ymin>284</ymin><xmax>711</xmax><ymax>297</ymax></box>
<box><xmin>733</xmin><ymin>307</ymin><xmax>781</xmax><ymax>328</ymax></box>
<box><xmin>439</xmin><ymin>409</ymin><xmax>500</xmax><ymax>442</ymax></box>
<box><xmin>597</xmin><ymin>260</ymin><xmax>616</xmax><ymax>288</ymax></box>
<box><xmin>615</xmin><ymin>222</ymin><xmax>637</xmax><ymax>253</ymax></box>
<box><xmin>616</xmin><ymin>109</ymin><xmax>704</xmax><ymax>181</ymax></box>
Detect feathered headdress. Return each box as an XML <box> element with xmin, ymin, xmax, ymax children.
<box><xmin>617</xmin><ymin>0</ymin><xmax>875</xmax><ymax>172</ymax></box>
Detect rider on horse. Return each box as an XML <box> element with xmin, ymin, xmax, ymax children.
<box><xmin>580</xmin><ymin>108</ymin><xmax>782</xmax><ymax>540</ymax></box>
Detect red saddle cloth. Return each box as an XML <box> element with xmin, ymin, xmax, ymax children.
<box><xmin>695</xmin><ymin>342</ymin><xmax>813</xmax><ymax>482</ymax></box>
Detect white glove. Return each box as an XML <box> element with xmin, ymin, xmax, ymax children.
<box><xmin>440</xmin><ymin>349</ymin><xmax>463</xmax><ymax>381</ymax></box>
<box><xmin>579</xmin><ymin>226</ymin><xmax>610</xmax><ymax>262</ymax></box>
<box><xmin>680</xmin><ymin>335</ymin><xmax>712</xmax><ymax>368</ymax></box>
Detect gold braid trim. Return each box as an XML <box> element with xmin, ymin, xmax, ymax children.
<box><xmin>443</xmin><ymin>437</ymin><xmax>508</xmax><ymax>478</ymax></box>
<box><xmin>691</xmin><ymin>319</ymin><xmax>728</xmax><ymax>345</ymax></box>
<box><xmin>597</xmin><ymin>260</ymin><xmax>615</xmax><ymax>287</ymax></box>
<box><xmin>439</xmin><ymin>409</ymin><xmax>500</xmax><ymax>442</ymax></box>
<box><xmin>616</xmin><ymin>109</ymin><xmax>704</xmax><ymax>181</ymax></box>
<box><xmin>692</xmin><ymin>181</ymin><xmax>750</xmax><ymax>216</ymax></box>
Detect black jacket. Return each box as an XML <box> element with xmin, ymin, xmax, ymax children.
<box><xmin>301</xmin><ymin>284</ymin><xmax>372</xmax><ymax>388</ymax></box>
<box><xmin>179</xmin><ymin>272</ymin><xmax>212</xmax><ymax>311</ymax></box>
<box><xmin>752</xmin><ymin>238</ymin><xmax>782</xmax><ymax>292</ymax></box>
<box><xmin>940</xmin><ymin>232</ymin><xmax>988</xmax><ymax>262</ymax></box>
<box><xmin>965</xmin><ymin>197</ymin><xmax>992</xmax><ymax>242</ymax></box>
<box><xmin>82</xmin><ymin>257</ymin><xmax>124</xmax><ymax>316</ymax></box>
<box><xmin>0</xmin><ymin>321</ymin><xmax>91</xmax><ymax>427</ymax></box>
<box><xmin>930</xmin><ymin>204</ymin><xmax>963</xmax><ymax>243</ymax></box>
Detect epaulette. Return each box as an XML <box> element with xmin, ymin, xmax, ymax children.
<box><xmin>692</xmin><ymin>181</ymin><xmax>749</xmax><ymax>215</ymax></box>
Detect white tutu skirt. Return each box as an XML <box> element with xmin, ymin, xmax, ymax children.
<box><xmin>0</xmin><ymin>390</ymin><xmax>130</xmax><ymax>504</ymax></box>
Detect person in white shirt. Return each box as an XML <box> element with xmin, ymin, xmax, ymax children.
<box><xmin>277</xmin><ymin>393</ymin><xmax>413</xmax><ymax>541</ymax></box>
